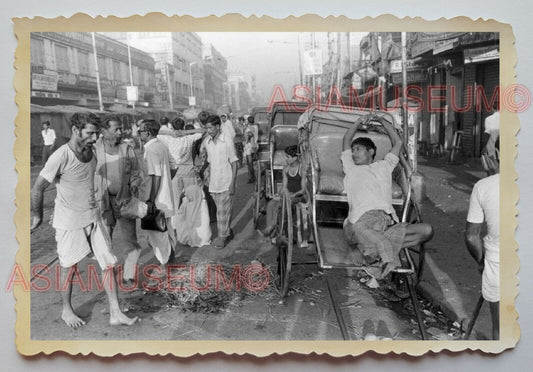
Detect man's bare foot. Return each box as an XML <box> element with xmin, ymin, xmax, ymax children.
<box><xmin>110</xmin><ymin>311</ymin><xmax>138</xmax><ymax>326</ymax></box>
<box><xmin>61</xmin><ymin>308</ymin><xmax>86</xmax><ymax>328</ymax></box>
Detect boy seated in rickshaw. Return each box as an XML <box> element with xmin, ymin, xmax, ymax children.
<box><xmin>263</xmin><ymin>145</ymin><xmax>311</xmax><ymax>250</ymax></box>
<box><xmin>342</xmin><ymin>114</ymin><xmax>433</xmax><ymax>278</ymax></box>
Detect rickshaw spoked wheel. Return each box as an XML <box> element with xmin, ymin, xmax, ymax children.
<box><xmin>253</xmin><ymin>161</ymin><xmax>266</xmax><ymax>229</ymax></box>
<box><xmin>276</xmin><ymin>192</ymin><xmax>293</xmax><ymax>298</ymax></box>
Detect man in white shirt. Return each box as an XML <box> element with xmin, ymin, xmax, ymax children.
<box><xmin>200</xmin><ymin>115</ymin><xmax>238</xmax><ymax>249</ymax></box>
<box><xmin>220</xmin><ymin>114</ymin><xmax>236</xmax><ymax>141</ymax></box>
<box><xmin>465</xmin><ymin>138</ymin><xmax>500</xmax><ymax>339</ymax></box>
<box><xmin>138</xmin><ymin>119</ymin><xmax>178</xmax><ymax>272</ymax></box>
<box><xmin>482</xmin><ymin>102</ymin><xmax>500</xmax><ymax>176</ymax></box>
<box><xmin>41</xmin><ymin>121</ymin><xmax>56</xmax><ymax>166</ymax></box>
<box><xmin>342</xmin><ymin>114</ymin><xmax>433</xmax><ymax>277</ymax></box>
<box><xmin>31</xmin><ymin>112</ymin><xmax>137</xmax><ymax>328</ymax></box>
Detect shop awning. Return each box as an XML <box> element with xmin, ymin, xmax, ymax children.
<box><xmin>464</xmin><ymin>46</ymin><xmax>499</xmax><ymax>64</ymax></box>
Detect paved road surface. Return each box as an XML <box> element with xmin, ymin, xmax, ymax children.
<box><xmin>29</xmin><ymin>163</ymin><xmax>456</xmax><ymax>341</ymax></box>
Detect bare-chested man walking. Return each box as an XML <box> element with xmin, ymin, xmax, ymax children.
<box><xmin>31</xmin><ymin>113</ymin><xmax>137</xmax><ymax>328</ymax></box>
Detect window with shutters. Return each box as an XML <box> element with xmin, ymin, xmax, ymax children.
<box><xmin>133</xmin><ymin>65</ymin><xmax>139</xmax><ymax>85</ymax></box>
<box><xmin>31</xmin><ymin>38</ymin><xmax>44</xmax><ymax>66</ymax></box>
<box><xmin>120</xmin><ymin>62</ymin><xmax>128</xmax><ymax>83</ymax></box>
<box><xmin>143</xmin><ymin>69</ymin><xmax>150</xmax><ymax>87</ymax></box>
<box><xmin>97</xmin><ymin>56</ymin><xmax>107</xmax><ymax>79</ymax></box>
<box><xmin>54</xmin><ymin>44</ymin><xmax>68</xmax><ymax>71</ymax></box>
<box><xmin>113</xmin><ymin>60</ymin><xmax>121</xmax><ymax>82</ymax></box>
<box><xmin>78</xmin><ymin>51</ymin><xmax>89</xmax><ymax>75</ymax></box>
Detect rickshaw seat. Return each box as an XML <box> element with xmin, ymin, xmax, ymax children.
<box><xmin>311</xmin><ymin>130</ymin><xmax>404</xmax><ymax>201</ymax></box>
<box><xmin>317</xmin><ymin>171</ymin><xmax>403</xmax><ymax>199</ymax></box>
<box><xmin>270</xmin><ymin>125</ymin><xmax>300</xmax><ymax>168</ymax></box>
<box><xmin>273</xmin><ymin>150</ymin><xmax>287</xmax><ymax>168</ymax></box>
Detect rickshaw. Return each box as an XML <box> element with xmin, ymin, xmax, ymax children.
<box><xmin>250</xmin><ymin>106</ymin><xmax>269</xmax><ymax>154</ymax></box>
<box><xmin>252</xmin><ymin>101</ymin><xmax>309</xmax><ymax>229</ymax></box>
<box><xmin>275</xmin><ymin>105</ymin><xmax>428</xmax><ymax>339</ymax></box>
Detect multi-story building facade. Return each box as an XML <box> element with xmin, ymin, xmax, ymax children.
<box><xmin>30</xmin><ymin>32</ymin><xmax>156</xmax><ymax>108</ymax></box>
<box><xmin>227</xmin><ymin>73</ymin><xmax>252</xmax><ymax>113</ymax></box>
<box><xmin>202</xmin><ymin>43</ymin><xmax>227</xmax><ymax>110</ymax></box>
<box><xmin>103</xmin><ymin>32</ymin><xmax>206</xmax><ymax>109</ymax></box>
<box><xmin>320</xmin><ymin>32</ymin><xmax>364</xmax><ymax>102</ymax></box>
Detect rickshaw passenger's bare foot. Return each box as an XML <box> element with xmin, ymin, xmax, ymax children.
<box><xmin>61</xmin><ymin>308</ymin><xmax>86</xmax><ymax>328</ymax></box>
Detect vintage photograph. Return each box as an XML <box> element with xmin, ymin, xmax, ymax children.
<box><xmin>14</xmin><ymin>15</ymin><xmax>519</xmax><ymax>356</ymax></box>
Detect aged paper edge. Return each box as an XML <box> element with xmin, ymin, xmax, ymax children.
<box><xmin>13</xmin><ymin>13</ymin><xmax>520</xmax><ymax>357</ymax></box>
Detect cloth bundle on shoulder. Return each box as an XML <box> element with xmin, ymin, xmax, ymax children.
<box><xmin>174</xmin><ymin>185</ymin><xmax>211</xmax><ymax>247</ymax></box>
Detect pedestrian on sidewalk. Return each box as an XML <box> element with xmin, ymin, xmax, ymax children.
<box><xmin>157</xmin><ymin>117</ymin><xmax>205</xmax><ymax>209</ymax></box>
<box><xmin>94</xmin><ymin>115</ymin><xmax>143</xmax><ymax>284</ymax></box>
<box><xmin>245</xmin><ymin>115</ymin><xmax>259</xmax><ymax>146</ymax></box>
<box><xmin>341</xmin><ymin>114</ymin><xmax>434</xmax><ymax>278</ymax></box>
<box><xmin>465</xmin><ymin>138</ymin><xmax>500</xmax><ymax>339</ymax></box>
<box><xmin>220</xmin><ymin>113</ymin><xmax>235</xmax><ymax>141</ymax></box>
<box><xmin>243</xmin><ymin>125</ymin><xmax>258</xmax><ymax>183</ymax></box>
<box><xmin>199</xmin><ymin>115</ymin><xmax>238</xmax><ymax>249</ymax></box>
<box><xmin>481</xmin><ymin>100</ymin><xmax>500</xmax><ymax>176</ymax></box>
<box><xmin>234</xmin><ymin>116</ymin><xmax>245</xmax><ymax>168</ymax></box>
<box><xmin>40</xmin><ymin>121</ymin><xmax>56</xmax><ymax>166</ymax></box>
<box><xmin>138</xmin><ymin>119</ymin><xmax>178</xmax><ymax>275</ymax></box>
<box><xmin>31</xmin><ymin>112</ymin><xmax>137</xmax><ymax>328</ymax></box>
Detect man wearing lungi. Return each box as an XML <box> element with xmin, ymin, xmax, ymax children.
<box><xmin>200</xmin><ymin>115</ymin><xmax>238</xmax><ymax>249</ymax></box>
<box><xmin>341</xmin><ymin>114</ymin><xmax>433</xmax><ymax>278</ymax></box>
<box><xmin>94</xmin><ymin>115</ymin><xmax>142</xmax><ymax>284</ymax></box>
<box><xmin>31</xmin><ymin>112</ymin><xmax>137</xmax><ymax>328</ymax></box>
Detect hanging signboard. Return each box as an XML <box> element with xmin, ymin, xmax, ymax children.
<box><xmin>433</xmin><ymin>38</ymin><xmax>459</xmax><ymax>55</ymax></box>
<box><xmin>389</xmin><ymin>59</ymin><xmax>428</xmax><ymax>74</ymax></box>
<box><xmin>31</xmin><ymin>73</ymin><xmax>58</xmax><ymax>91</ymax></box>
<box><xmin>31</xmin><ymin>91</ymin><xmax>61</xmax><ymax>98</ymax></box>
<box><xmin>126</xmin><ymin>85</ymin><xmax>138</xmax><ymax>102</ymax></box>
<box><xmin>391</xmin><ymin>71</ymin><xmax>427</xmax><ymax>84</ymax></box>
<box><xmin>189</xmin><ymin>96</ymin><xmax>196</xmax><ymax>106</ymax></box>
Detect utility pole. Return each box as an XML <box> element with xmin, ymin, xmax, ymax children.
<box><xmin>297</xmin><ymin>34</ymin><xmax>303</xmax><ymax>85</ymax></box>
<box><xmin>346</xmin><ymin>32</ymin><xmax>351</xmax><ymax>74</ymax></box>
<box><xmin>401</xmin><ymin>32</ymin><xmax>409</xmax><ymax>146</ymax></box>
<box><xmin>401</xmin><ymin>31</ymin><xmax>423</xmax><ymax>205</ymax></box>
<box><xmin>337</xmin><ymin>32</ymin><xmax>342</xmax><ymax>89</ymax></box>
<box><xmin>126</xmin><ymin>33</ymin><xmax>135</xmax><ymax>109</ymax></box>
<box><xmin>91</xmin><ymin>32</ymin><xmax>104</xmax><ymax>112</ymax></box>
<box><xmin>312</xmin><ymin>32</ymin><xmax>316</xmax><ymax>103</ymax></box>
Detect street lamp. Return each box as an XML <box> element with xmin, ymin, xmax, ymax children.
<box><xmin>189</xmin><ymin>61</ymin><xmax>198</xmax><ymax>97</ymax></box>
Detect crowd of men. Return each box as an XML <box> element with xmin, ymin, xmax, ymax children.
<box><xmin>31</xmin><ymin>111</ymin><xmax>259</xmax><ymax>328</ymax></box>
<box><xmin>31</xmin><ymin>104</ymin><xmax>500</xmax><ymax>339</ymax></box>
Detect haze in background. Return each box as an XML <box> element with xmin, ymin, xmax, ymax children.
<box><xmin>198</xmin><ymin>32</ymin><xmax>306</xmax><ymax>104</ymax></box>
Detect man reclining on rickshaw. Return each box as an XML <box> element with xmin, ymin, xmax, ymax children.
<box><xmin>342</xmin><ymin>114</ymin><xmax>433</xmax><ymax>278</ymax></box>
